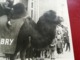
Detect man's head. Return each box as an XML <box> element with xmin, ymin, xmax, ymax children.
<box><xmin>7</xmin><ymin>0</ymin><xmax>14</xmax><ymax>3</ymax></box>
<box><xmin>12</xmin><ymin>3</ymin><xmax>27</xmax><ymax>19</ymax></box>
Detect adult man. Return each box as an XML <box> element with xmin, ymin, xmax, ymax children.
<box><xmin>3</xmin><ymin>0</ymin><xmax>14</xmax><ymax>27</ymax></box>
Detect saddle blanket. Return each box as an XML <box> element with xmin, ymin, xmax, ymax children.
<box><xmin>0</xmin><ymin>15</ymin><xmax>25</xmax><ymax>54</ymax></box>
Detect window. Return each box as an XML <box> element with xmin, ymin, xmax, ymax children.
<box><xmin>31</xmin><ymin>10</ymin><xmax>33</xmax><ymax>18</ymax></box>
<box><xmin>31</xmin><ymin>2</ymin><xmax>33</xmax><ymax>8</ymax></box>
<box><xmin>30</xmin><ymin>0</ymin><xmax>34</xmax><ymax>19</ymax></box>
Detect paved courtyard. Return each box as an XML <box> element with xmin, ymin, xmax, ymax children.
<box><xmin>0</xmin><ymin>50</ymin><xmax>74</xmax><ymax>60</ymax></box>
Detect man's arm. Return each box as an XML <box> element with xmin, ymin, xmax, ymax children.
<box><xmin>3</xmin><ymin>2</ymin><xmax>11</xmax><ymax>10</ymax></box>
<box><xmin>4</xmin><ymin>4</ymin><xmax>11</xmax><ymax>10</ymax></box>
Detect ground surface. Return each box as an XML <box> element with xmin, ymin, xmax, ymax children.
<box><xmin>0</xmin><ymin>50</ymin><xmax>74</xmax><ymax>60</ymax></box>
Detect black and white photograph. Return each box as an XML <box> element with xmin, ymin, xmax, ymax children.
<box><xmin>0</xmin><ymin>0</ymin><xmax>74</xmax><ymax>60</ymax></box>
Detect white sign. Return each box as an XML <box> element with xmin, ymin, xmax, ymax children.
<box><xmin>0</xmin><ymin>38</ymin><xmax>14</xmax><ymax>45</ymax></box>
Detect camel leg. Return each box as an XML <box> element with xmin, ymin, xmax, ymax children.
<box><xmin>20</xmin><ymin>48</ymin><xmax>27</xmax><ymax>60</ymax></box>
<box><xmin>10</xmin><ymin>46</ymin><xmax>20</xmax><ymax>60</ymax></box>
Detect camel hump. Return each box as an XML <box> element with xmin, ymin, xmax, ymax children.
<box><xmin>0</xmin><ymin>16</ymin><xmax>25</xmax><ymax>54</ymax></box>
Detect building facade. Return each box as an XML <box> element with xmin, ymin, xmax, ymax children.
<box><xmin>0</xmin><ymin>0</ymin><xmax>68</xmax><ymax>24</ymax></box>
<box><xmin>0</xmin><ymin>0</ymin><xmax>5</xmax><ymax>2</ymax></box>
<box><xmin>20</xmin><ymin>0</ymin><xmax>66</xmax><ymax>23</ymax></box>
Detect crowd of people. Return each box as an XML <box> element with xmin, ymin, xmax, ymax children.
<box><xmin>39</xmin><ymin>23</ymin><xmax>70</xmax><ymax>59</ymax></box>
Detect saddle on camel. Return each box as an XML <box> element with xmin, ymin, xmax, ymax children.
<box><xmin>0</xmin><ymin>2</ymin><xmax>27</xmax><ymax>54</ymax></box>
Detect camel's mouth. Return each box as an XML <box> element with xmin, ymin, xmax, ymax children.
<box><xmin>53</xmin><ymin>16</ymin><xmax>63</xmax><ymax>25</ymax></box>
